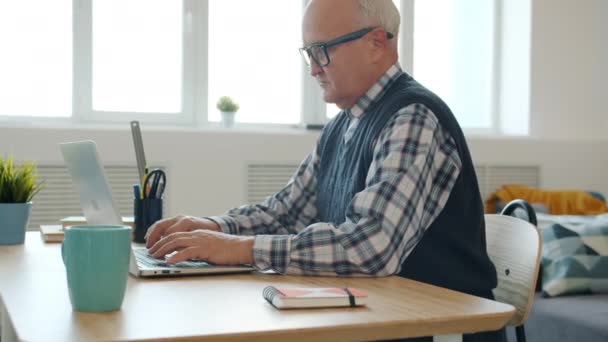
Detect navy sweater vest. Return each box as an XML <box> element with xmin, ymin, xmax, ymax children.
<box><xmin>316</xmin><ymin>73</ymin><xmax>497</xmax><ymax>298</ymax></box>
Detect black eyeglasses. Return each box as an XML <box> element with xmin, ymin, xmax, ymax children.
<box><xmin>299</xmin><ymin>27</ymin><xmax>393</xmax><ymax>68</ymax></box>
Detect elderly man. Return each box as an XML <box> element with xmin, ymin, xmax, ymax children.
<box><xmin>147</xmin><ymin>1</ymin><xmax>502</xmax><ymax>340</ymax></box>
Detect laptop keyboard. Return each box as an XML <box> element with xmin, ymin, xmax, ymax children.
<box><xmin>133</xmin><ymin>248</ymin><xmax>213</xmax><ymax>268</ymax></box>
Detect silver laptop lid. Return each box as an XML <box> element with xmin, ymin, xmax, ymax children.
<box><xmin>59</xmin><ymin>141</ymin><xmax>123</xmax><ymax>226</ymax></box>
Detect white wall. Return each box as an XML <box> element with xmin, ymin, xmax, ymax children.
<box><xmin>529</xmin><ymin>0</ymin><xmax>608</xmax><ymax>140</ymax></box>
<box><xmin>0</xmin><ymin>0</ymin><xmax>607</xmax><ymax>217</ymax></box>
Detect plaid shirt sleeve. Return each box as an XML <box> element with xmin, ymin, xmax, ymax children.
<box><xmin>212</xmin><ymin>104</ymin><xmax>461</xmax><ymax>276</ymax></box>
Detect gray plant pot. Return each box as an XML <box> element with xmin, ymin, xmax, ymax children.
<box><xmin>221</xmin><ymin>112</ymin><xmax>236</xmax><ymax>128</ymax></box>
<box><xmin>0</xmin><ymin>202</ymin><xmax>32</xmax><ymax>245</ymax></box>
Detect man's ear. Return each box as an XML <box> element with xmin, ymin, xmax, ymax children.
<box><xmin>367</xmin><ymin>28</ymin><xmax>388</xmax><ymax>62</ymax></box>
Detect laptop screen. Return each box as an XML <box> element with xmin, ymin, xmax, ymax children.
<box><xmin>60</xmin><ymin>140</ymin><xmax>123</xmax><ymax>226</ymax></box>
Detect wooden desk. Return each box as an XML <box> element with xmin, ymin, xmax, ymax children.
<box><xmin>0</xmin><ymin>232</ymin><xmax>514</xmax><ymax>342</ymax></box>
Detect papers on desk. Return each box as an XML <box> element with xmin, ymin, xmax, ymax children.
<box><xmin>39</xmin><ymin>225</ymin><xmax>64</xmax><ymax>243</ymax></box>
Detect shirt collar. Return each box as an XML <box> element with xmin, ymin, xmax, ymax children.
<box><xmin>347</xmin><ymin>63</ymin><xmax>404</xmax><ymax>118</ymax></box>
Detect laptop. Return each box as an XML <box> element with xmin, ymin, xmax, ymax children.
<box><xmin>60</xmin><ymin>140</ymin><xmax>254</xmax><ymax>277</ymax></box>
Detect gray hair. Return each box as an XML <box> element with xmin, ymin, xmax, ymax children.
<box><xmin>355</xmin><ymin>0</ymin><xmax>400</xmax><ymax>44</ymax></box>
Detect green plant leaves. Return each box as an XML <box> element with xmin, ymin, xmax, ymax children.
<box><xmin>0</xmin><ymin>156</ymin><xmax>45</xmax><ymax>203</ymax></box>
<box><xmin>216</xmin><ymin>96</ymin><xmax>240</xmax><ymax>112</ymax></box>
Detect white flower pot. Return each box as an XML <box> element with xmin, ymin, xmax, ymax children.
<box><xmin>220</xmin><ymin>112</ymin><xmax>236</xmax><ymax>128</ymax></box>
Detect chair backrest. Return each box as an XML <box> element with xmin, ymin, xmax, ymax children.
<box><xmin>485</xmin><ymin>214</ymin><xmax>541</xmax><ymax>326</ymax></box>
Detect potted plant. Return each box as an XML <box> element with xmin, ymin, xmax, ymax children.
<box><xmin>0</xmin><ymin>156</ymin><xmax>44</xmax><ymax>244</ymax></box>
<box><xmin>216</xmin><ymin>96</ymin><xmax>240</xmax><ymax>128</ymax></box>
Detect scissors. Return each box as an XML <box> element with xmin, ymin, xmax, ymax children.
<box><xmin>143</xmin><ymin>168</ymin><xmax>166</xmax><ymax>199</ymax></box>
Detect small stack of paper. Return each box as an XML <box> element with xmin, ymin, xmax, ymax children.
<box><xmin>39</xmin><ymin>225</ymin><xmax>64</xmax><ymax>243</ymax></box>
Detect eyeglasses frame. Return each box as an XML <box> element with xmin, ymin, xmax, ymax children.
<box><xmin>299</xmin><ymin>26</ymin><xmax>394</xmax><ymax>67</ymax></box>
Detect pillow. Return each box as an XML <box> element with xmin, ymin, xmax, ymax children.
<box><xmin>541</xmin><ymin>219</ymin><xmax>608</xmax><ymax>297</ymax></box>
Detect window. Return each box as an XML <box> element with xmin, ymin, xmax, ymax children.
<box><xmin>208</xmin><ymin>1</ymin><xmax>302</xmax><ymax>124</ymax></box>
<box><xmin>0</xmin><ymin>0</ymin><xmax>72</xmax><ymax>117</ymax></box>
<box><xmin>92</xmin><ymin>0</ymin><xmax>183</xmax><ymax>113</ymax></box>
<box><xmin>413</xmin><ymin>0</ymin><xmax>495</xmax><ymax>130</ymax></box>
<box><xmin>0</xmin><ymin>0</ymin><xmax>529</xmax><ymax>134</ymax></box>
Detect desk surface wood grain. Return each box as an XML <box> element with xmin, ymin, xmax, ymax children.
<box><xmin>0</xmin><ymin>232</ymin><xmax>514</xmax><ymax>341</ymax></box>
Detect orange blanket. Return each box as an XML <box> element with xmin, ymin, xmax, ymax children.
<box><xmin>485</xmin><ymin>185</ymin><xmax>608</xmax><ymax>215</ymax></box>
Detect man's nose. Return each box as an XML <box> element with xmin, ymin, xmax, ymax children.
<box><xmin>309</xmin><ymin>61</ymin><xmax>323</xmax><ymax>77</ymax></box>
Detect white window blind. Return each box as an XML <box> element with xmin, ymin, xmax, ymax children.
<box><xmin>29</xmin><ymin>165</ymin><xmax>143</xmax><ymax>231</ymax></box>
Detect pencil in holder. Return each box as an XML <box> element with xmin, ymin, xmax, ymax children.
<box><xmin>133</xmin><ymin>198</ymin><xmax>163</xmax><ymax>243</ymax></box>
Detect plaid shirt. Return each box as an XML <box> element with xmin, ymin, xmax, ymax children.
<box><xmin>210</xmin><ymin>64</ymin><xmax>462</xmax><ymax>276</ymax></box>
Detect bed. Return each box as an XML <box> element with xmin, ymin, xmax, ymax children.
<box><xmin>503</xmin><ymin>208</ymin><xmax>608</xmax><ymax>342</ymax></box>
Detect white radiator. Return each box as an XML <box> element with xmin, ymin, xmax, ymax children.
<box><xmin>28</xmin><ymin>164</ymin><xmax>163</xmax><ymax>231</ymax></box>
<box><xmin>474</xmin><ymin>165</ymin><xmax>540</xmax><ymax>200</ymax></box>
<box><xmin>246</xmin><ymin>163</ymin><xmax>540</xmax><ymax>205</ymax></box>
<box><xmin>30</xmin><ymin>162</ymin><xmax>539</xmax><ymax>231</ymax></box>
<box><xmin>246</xmin><ymin>163</ymin><xmax>299</xmax><ymax>204</ymax></box>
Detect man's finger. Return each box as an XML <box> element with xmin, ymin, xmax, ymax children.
<box><xmin>166</xmin><ymin>246</ymin><xmax>206</xmax><ymax>265</ymax></box>
<box><xmin>145</xmin><ymin>216</ymin><xmax>179</xmax><ymax>247</ymax></box>
<box><xmin>150</xmin><ymin>235</ymin><xmax>195</xmax><ymax>258</ymax></box>
<box><xmin>147</xmin><ymin>230</ymin><xmax>189</xmax><ymax>254</ymax></box>
<box><xmin>147</xmin><ymin>220</ymin><xmax>194</xmax><ymax>252</ymax></box>
<box><xmin>144</xmin><ymin>217</ymin><xmax>172</xmax><ymax>244</ymax></box>
<box><xmin>163</xmin><ymin>220</ymin><xmax>194</xmax><ymax>238</ymax></box>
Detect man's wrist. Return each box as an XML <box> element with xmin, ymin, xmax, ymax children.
<box><xmin>204</xmin><ymin>218</ymin><xmax>221</xmax><ymax>232</ymax></box>
<box><xmin>239</xmin><ymin>236</ymin><xmax>255</xmax><ymax>265</ymax></box>
<box><xmin>206</xmin><ymin>215</ymin><xmax>239</xmax><ymax>234</ymax></box>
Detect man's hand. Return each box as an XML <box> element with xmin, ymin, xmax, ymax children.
<box><xmin>147</xmin><ymin>230</ymin><xmax>254</xmax><ymax>266</ymax></box>
<box><xmin>145</xmin><ymin>215</ymin><xmax>221</xmax><ymax>248</ymax></box>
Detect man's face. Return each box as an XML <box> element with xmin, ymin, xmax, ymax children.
<box><xmin>302</xmin><ymin>1</ymin><xmax>371</xmax><ymax>109</ymax></box>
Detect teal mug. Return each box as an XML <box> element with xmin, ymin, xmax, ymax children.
<box><xmin>62</xmin><ymin>225</ymin><xmax>131</xmax><ymax>312</ymax></box>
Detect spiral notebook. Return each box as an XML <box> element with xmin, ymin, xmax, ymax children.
<box><xmin>263</xmin><ymin>286</ymin><xmax>367</xmax><ymax>309</ymax></box>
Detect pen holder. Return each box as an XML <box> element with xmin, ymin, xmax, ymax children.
<box><xmin>133</xmin><ymin>198</ymin><xmax>162</xmax><ymax>243</ymax></box>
